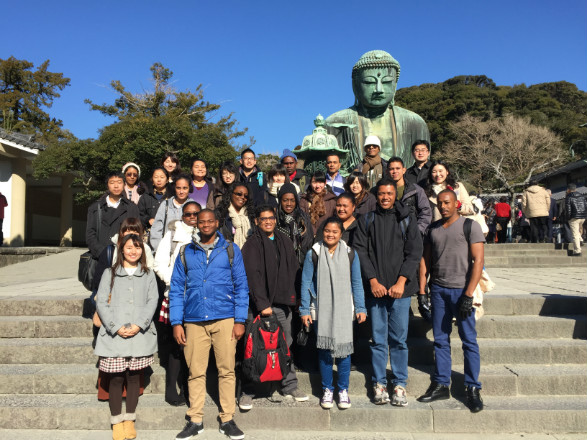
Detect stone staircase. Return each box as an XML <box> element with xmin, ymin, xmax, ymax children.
<box><xmin>485</xmin><ymin>243</ymin><xmax>586</xmax><ymax>267</ymax></box>
<box><xmin>0</xmin><ymin>292</ymin><xmax>586</xmax><ymax>435</ymax></box>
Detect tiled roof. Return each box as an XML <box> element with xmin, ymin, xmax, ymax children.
<box><xmin>0</xmin><ymin>128</ymin><xmax>46</xmax><ymax>151</ymax></box>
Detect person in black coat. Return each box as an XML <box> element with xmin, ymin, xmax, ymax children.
<box><xmin>353</xmin><ymin>178</ymin><xmax>423</xmax><ymax>406</ymax></box>
<box><xmin>138</xmin><ymin>167</ymin><xmax>171</xmax><ymax>230</ymax></box>
<box><xmin>86</xmin><ymin>172</ymin><xmax>140</xmax><ymax>260</ymax></box>
<box><xmin>314</xmin><ymin>193</ymin><xmax>359</xmax><ymax>247</ymax></box>
<box><xmin>239</xmin><ymin>205</ymin><xmax>307</xmax><ymax>409</ymax></box>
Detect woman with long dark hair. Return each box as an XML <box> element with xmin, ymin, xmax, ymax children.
<box><xmin>314</xmin><ymin>193</ymin><xmax>359</xmax><ymax>247</ymax></box>
<box><xmin>216</xmin><ymin>182</ymin><xmax>256</xmax><ymax>248</ymax></box>
<box><xmin>160</xmin><ymin>152</ymin><xmax>182</xmax><ymax>183</ymax></box>
<box><xmin>189</xmin><ymin>157</ymin><xmax>214</xmax><ymax>209</ymax></box>
<box><xmin>425</xmin><ymin>161</ymin><xmax>474</xmax><ymax>222</ymax></box>
<box><xmin>138</xmin><ymin>167</ymin><xmax>171</xmax><ymax>231</ymax></box>
<box><xmin>212</xmin><ymin>161</ymin><xmax>239</xmax><ymax>208</ymax></box>
<box><xmin>299</xmin><ymin>171</ymin><xmax>337</xmax><ymax>234</ymax></box>
<box><xmin>344</xmin><ymin>171</ymin><xmax>376</xmax><ymax>216</ymax></box>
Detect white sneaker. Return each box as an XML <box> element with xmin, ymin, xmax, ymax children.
<box><xmin>391</xmin><ymin>385</ymin><xmax>408</xmax><ymax>407</ymax></box>
<box><xmin>373</xmin><ymin>383</ymin><xmax>390</xmax><ymax>405</ymax></box>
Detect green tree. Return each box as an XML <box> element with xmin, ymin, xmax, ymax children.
<box><xmin>0</xmin><ymin>56</ymin><xmax>71</xmax><ymax>142</ymax></box>
<box><xmin>395</xmin><ymin>76</ymin><xmax>587</xmax><ymax>158</ymax></box>
<box><xmin>34</xmin><ymin>63</ymin><xmax>252</xmax><ymax>201</ymax></box>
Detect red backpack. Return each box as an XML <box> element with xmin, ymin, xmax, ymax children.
<box><xmin>242</xmin><ymin>314</ymin><xmax>291</xmax><ymax>383</ymax></box>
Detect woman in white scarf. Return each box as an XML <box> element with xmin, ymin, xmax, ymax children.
<box><xmin>217</xmin><ymin>183</ymin><xmax>255</xmax><ymax>248</ymax></box>
<box><xmin>266</xmin><ymin>164</ymin><xmax>300</xmax><ymax>206</ymax></box>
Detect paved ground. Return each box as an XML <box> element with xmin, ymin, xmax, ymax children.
<box><xmin>0</xmin><ymin>248</ymin><xmax>585</xmax><ymax>300</ymax></box>
<box><xmin>0</xmin><ymin>430</ymin><xmax>584</xmax><ymax>440</ymax></box>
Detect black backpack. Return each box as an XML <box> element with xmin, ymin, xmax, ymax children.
<box><xmin>242</xmin><ymin>314</ymin><xmax>291</xmax><ymax>383</ymax></box>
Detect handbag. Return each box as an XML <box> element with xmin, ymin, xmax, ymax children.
<box><xmin>78</xmin><ymin>203</ymin><xmax>102</xmax><ymax>291</ymax></box>
<box><xmin>472</xmin><ymin>269</ymin><xmax>495</xmax><ymax>321</ymax></box>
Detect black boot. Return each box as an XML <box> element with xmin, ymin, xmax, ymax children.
<box><xmin>466</xmin><ymin>386</ymin><xmax>483</xmax><ymax>413</ymax></box>
<box><xmin>417</xmin><ymin>381</ymin><xmax>450</xmax><ymax>402</ymax></box>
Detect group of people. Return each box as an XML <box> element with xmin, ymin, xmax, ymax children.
<box><xmin>86</xmin><ymin>140</ymin><xmax>487</xmax><ymax>440</ymax></box>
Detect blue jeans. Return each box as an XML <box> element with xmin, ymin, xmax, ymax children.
<box><xmin>430</xmin><ymin>284</ymin><xmax>482</xmax><ymax>388</ymax></box>
<box><xmin>367</xmin><ymin>295</ymin><xmax>411</xmax><ymax>387</ymax></box>
<box><xmin>318</xmin><ymin>349</ymin><xmax>351</xmax><ymax>392</ymax></box>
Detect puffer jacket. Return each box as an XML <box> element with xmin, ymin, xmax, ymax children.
<box><xmin>401</xmin><ymin>181</ymin><xmax>432</xmax><ymax>234</ymax></box>
<box><xmin>94</xmin><ymin>264</ymin><xmax>159</xmax><ymax>358</ymax></box>
<box><xmin>521</xmin><ymin>185</ymin><xmax>550</xmax><ymax>218</ymax></box>
<box><xmin>565</xmin><ymin>191</ymin><xmax>586</xmax><ymax>219</ymax></box>
<box><xmin>168</xmin><ymin>232</ymin><xmax>249</xmax><ymax>326</ymax></box>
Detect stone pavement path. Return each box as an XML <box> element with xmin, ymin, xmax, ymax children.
<box><xmin>0</xmin><ymin>248</ymin><xmax>584</xmax><ymax>300</ymax></box>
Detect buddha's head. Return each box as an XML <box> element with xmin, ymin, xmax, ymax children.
<box><xmin>352</xmin><ymin>50</ymin><xmax>401</xmax><ymax>110</ymax></box>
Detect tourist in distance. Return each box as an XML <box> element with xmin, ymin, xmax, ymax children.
<box><xmin>565</xmin><ymin>183</ymin><xmax>586</xmax><ymax>256</ymax></box>
<box><xmin>188</xmin><ymin>158</ymin><xmax>214</xmax><ymax>209</ymax></box>
<box><xmin>122</xmin><ymin>162</ymin><xmax>146</xmax><ymax>205</ymax></box>
<box><xmin>239</xmin><ymin>205</ymin><xmax>308</xmax><ymax>411</ymax></box>
<box><xmin>405</xmin><ymin>140</ymin><xmax>432</xmax><ymax>188</ymax></box>
<box><xmin>94</xmin><ymin>233</ymin><xmax>159</xmax><ymax>440</ymax></box>
<box><xmin>325</xmin><ymin>152</ymin><xmax>346</xmax><ymax>196</ymax></box>
<box><xmin>170</xmin><ymin>209</ymin><xmax>248</xmax><ymax>440</ymax></box>
<box><xmin>153</xmin><ymin>201</ymin><xmax>202</xmax><ymax>407</ymax></box>
<box><xmin>521</xmin><ymin>182</ymin><xmax>551</xmax><ymax>243</ymax></box>
<box><xmin>212</xmin><ymin>161</ymin><xmax>239</xmax><ymax>208</ymax></box>
<box><xmin>353</xmin><ymin>178</ymin><xmax>423</xmax><ymax>407</ymax></box>
<box><xmin>216</xmin><ymin>183</ymin><xmax>256</xmax><ymax>249</ymax></box>
<box><xmin>425</xmin><ymin>161</ymin><xmax>474</xmax><ymax>222</ymax></box>
<box><xmin>137</xmin><ymin>167</ymin><xmax>171</xmax><ymax>232</ymax></box>
<box><xmin>299</xmin><ymin>171</ymin><xmax>337</xmax><ymax>233</ymax></box>
<box><xmin>149</xmin><ymin>174</ymin><xmax>194</xmax><ymax>251</ymax></box>
<box><xmin>344</xmin><ymin>171</ymin><xmax>376</xmax><ymax>216</ymax></box>
<box><xmin>417</xmin><ymin>189</ymin><xmax>485</xmax><ymax>413</ymax></box>
<box><xmin>275</xmin><ymin>182</ymin><xmax>314</xmax><ymax>266</ymax></box>
<box><xmin>494</xmin><ymin>196</ymin><xmax>511</xmax><ymax>244</ymax></box>
<box><xmin>300</xmin><ymin>217</ymin><xmax>366</xmax><ymax>410</ymax></box>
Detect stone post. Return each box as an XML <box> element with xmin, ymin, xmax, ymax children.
<box><xmin>59</xmin><ymin>174</ymin><xmax>73</xmax><ymax>247</ymax></box>
<box><xmin>10</xmin><ymin>158</ymin><xmax>26</xmax><ymax>246</ymax></box>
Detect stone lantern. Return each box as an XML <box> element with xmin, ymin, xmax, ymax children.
<box><xmin>295</xmin><ymin>114</ymin><xmax>349</xmax><ymax>176</ymax></box>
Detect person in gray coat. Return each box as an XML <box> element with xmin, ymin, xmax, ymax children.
<box><xmin>149</xmin><ymin>174</ymin><xmax>194</xmax><ymax>250</ymax></box>
<box><xmin>94</xmin><ymin>234</ymin><xmax>159</xmax><ymax>440</ymax></box>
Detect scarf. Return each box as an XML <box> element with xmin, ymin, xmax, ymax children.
<box><xmin>228</xmin><ymin>204</ymin><xmax>252</xmax><ymax>248</ymax></box>
<box><xmin>361</xmin><ymin>154</ymin><xmax>382</xmax><ymax>175</ymax></box>
<box><xmin>316</xmin><ymin>241</ymin><xmax>354</xmax><ymax>358</ymax></box>
<box><xmin>269</xmin><ymin>182</ymin><xmax>284</xmax><ymax>198</ymax></box>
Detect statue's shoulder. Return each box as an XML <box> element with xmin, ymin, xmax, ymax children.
<box><xmin>325</xmin><ymin>107</ymin><xmax>359</xmax><ymax>126</ymax></box>
<box><xmin>393</xmin><ymin>105</ymin><xmax>427</xmax><ymax>124</ymax></box>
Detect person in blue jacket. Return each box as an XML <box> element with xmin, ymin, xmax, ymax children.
<box><xmin>169</xmin><ymin>208</ymin><xmax>249</xmax><ymax>440</ymax></box>
<box><xmin>300</xmin><ymin>217</ymin><xmax>366</xmax><ymax>410</ymax></box>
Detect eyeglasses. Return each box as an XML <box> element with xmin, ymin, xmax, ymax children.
<box><xmin>183</xmin><ymin>212</ymin><xmax>198</xmax><ymax>218</ymax></box>
<box><xmin>413</xmin><ymin>148</ymin><xmax>428</xmax><ymax>153</ymax></box>
<box><xmin>233</xmin><ymin>191</ymin><xmax>249</xmax><ymax>199</ymax></box>
<box><xmin>259</xmin><ymin>216</ymin><xmax>276</xmax><ymax>222</ymax></box>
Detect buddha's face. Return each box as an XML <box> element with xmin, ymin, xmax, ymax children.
<box><xmin>354</xmin><ymin>67</ymin><xmax>397</xmax><ymax>109</ymax></box>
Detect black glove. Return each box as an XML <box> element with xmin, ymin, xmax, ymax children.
<box><xmin>417</xmin><ymin>294</ymin><xmax>432</xmax><ymax>322</ymax></box>
<box><xmin>458</xmin><ymin>295</ymin><xmax>474</xmax><ymax>319</ymax></box>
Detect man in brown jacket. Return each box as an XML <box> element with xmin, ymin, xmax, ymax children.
<box><xmin>521</xmin><ymin>183</ymin><xmax>551</xmax><ymax>243</ymax></box>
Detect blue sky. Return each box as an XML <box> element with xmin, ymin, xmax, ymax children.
<box><xmin>4</xmin><ymin>0</ymin><xmax>587</xmax><ymax>155</ymax></box>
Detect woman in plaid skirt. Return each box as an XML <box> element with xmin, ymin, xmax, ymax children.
<box><xmin>95</xmin><ymin>234</ymin><xmax>159</xmax><ymax>440</ymax></box>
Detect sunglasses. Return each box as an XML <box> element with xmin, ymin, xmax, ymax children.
<box><xmin>233</xmin><ymin>191</ymin><xmax>249</xmax><ymax>199</ymax></box>
<box><xmin>126</xmin><ymin>173</ymin><xmax>138</xmax><ymax>177</ymax></box>
<box><xmin>183</xmin><ymin>212</ymin><xmax>198</xmax><ymax>217</ymax></box>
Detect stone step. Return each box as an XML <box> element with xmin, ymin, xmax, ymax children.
<box><xmin>485</xmin><ymin>255</ymin><xmax>587</xmax><ymax>268</ymax></box>
<box><xmin>2</xmin><ymin>294</ymin><xmax>585</xmax><ymax>317</ymax></box>
<box><xmin>485</xmin><ymin>249</ymin><xmax>579</xmax><ymax>256</ymax></box>
<box><xmin>2</xmin><ymin>313</ymin><xmax>584</xmax><ymax>340</ymax></box>
<box><xmin>486</xmin><ymin>243</ymin><xmax>567</xmax><ymax>250</ymax></box>
<box><xmin>0</xmin><ymin>394</ymin><xmax>585</xmax><ymax>433</ymax></box>
<box><xmin>3</xmin><ymin>431</ymin><xmax>585</xmax><ymax>440</ymax></box>
<box><xmin>1</xmin><ymin>337</ymin><xmax>585</xmax><ymax>365</ymax></box>
<box><xmin>1</xmin><ymin>363</ymin><xmax>585</xmax><ymax>398</ymax></box>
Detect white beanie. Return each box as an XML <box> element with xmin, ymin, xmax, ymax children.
<box><xmin>122</xmin><ymin>162</ymin><xmax>141</xmax><ymax>178</ymax></box>
<box><xmin>364</xmin><ymin>135</ymin><xmax>381</xmax><ymax>148</ymax></box>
